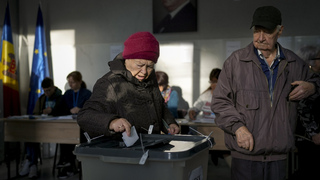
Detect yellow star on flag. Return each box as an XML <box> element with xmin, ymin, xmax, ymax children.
<box><xmin>35</xmin><ymin>49</ymin><xmax>39</xmax><ymax>54</ymax></box>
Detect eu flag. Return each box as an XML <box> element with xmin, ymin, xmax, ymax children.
<box><xmin>0</xmin><ymin>4</ymin><xmax>21</xmax><ymax>117</ymax></box>
<box><xmin>27</xmin><ymin>6</ymin><xmax>50</xmax><ymax>115</ymax></box>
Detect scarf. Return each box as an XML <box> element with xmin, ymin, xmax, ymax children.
<box><xmin>161</xmin><ymin>86</ymin><xmax>172</xmax><ymax>103</ymax></box>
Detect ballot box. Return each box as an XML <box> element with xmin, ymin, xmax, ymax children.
<box><xmin>74</xmin><ymin>134</ymin><xmax>215</xmax><ymax>180</ymax></box>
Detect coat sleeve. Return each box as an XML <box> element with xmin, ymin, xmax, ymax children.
<box><xmin>77</xmin><ymin>78</ymin><xmax>119</xmax><ymax>137</ymax></box>
<box><xmin>211</xmin><ymin>56</ymin><xmax>245</xmax><ymax>135</ymax></box>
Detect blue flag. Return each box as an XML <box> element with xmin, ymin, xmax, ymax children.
<box><xmin>27</xmin><ymin>6</ymin><xmax>50</xmax><ymax>114</ymax></box>
<box><xmin>0</xmin><ymin>3</ymin><xmax>21</xmax><ymax>117</ymax></box>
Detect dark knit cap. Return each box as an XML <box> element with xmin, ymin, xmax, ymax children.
<box><xmin>251</xmin><ymin>6</ymin><xmax>282</xmax><ymax>30</ymax></box>
<box><xmin>122</xmin><ymin>32</ymin><xmax>159</xmax><ymax>63</ymax></box>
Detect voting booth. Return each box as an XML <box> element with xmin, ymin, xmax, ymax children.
<box><xmin>74</xmin><ymin>134</ymin><xmax>214</xmax><ymax>180</ymax></box>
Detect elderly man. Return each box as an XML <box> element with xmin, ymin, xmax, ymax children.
<box><xmin>211</xmin><ymin>6</ymin><xmax>320</xmax><ymax>180</ymax></box>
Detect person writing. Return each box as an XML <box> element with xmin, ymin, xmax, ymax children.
<box><xmin>33</xmin><ymin>77</ymin><xmax>63</xmax><ymax>116</ymax></box>
<box><xmin>55</xmin><ymin>71</ymin><xmax>92</xmax><ymax>179</ymax></box>
<box><xmin>19</xmin><ymin>77</ymin><xmax>63</xmax><ymax>178</ymax></box>
<box><xmin>156</xmin><ymin>71</ymin><xmax>179</xmax><ymax>118</ymax></box>
<box><xmin>77</xmin><ymin>31</ymin><xmax>180</xmax><ymax>139</ymax></box>
<box><xmin>187</xmin><ymin>68</ymin><xmax>221</xmax><ymax>121</ymax></box>
<box><xmin>211</xmin><ymin>6</ymin><xmax>320</xmax><ymax>180</ymax></box>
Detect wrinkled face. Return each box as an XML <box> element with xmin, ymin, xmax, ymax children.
<box><xmin>43</xmin><ymin>86</ymin><xmax>55</xmax><ymax>97</ymax></box>
<box><xmin>125</xmin><ymin>59</ymin><xmax>155</xmax><ymax>82</ymax></box>
<box><xmin>67</xmin><ymin>77</ymin><xmax>81</xmax><ymax>91</ymax></box>
<box><xmin>253</xmin><ymin>26</ymin><xmax>283</xmax><ymax>52</ymax></box>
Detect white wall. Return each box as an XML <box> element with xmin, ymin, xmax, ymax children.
<box><xmin>1</xmin><ymin>0</ymin><xmax>320</xmax><ymax>114</ymax></box>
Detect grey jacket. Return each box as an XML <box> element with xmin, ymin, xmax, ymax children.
<box><xmin>211</xmin><ymin>42</ymin><xmax>320</xmax><ymax>161</ymax></box>
<box><xmin>77</xmin><ymin>54</ymin><xmax>177</xmax><ymax>138</ymax></box>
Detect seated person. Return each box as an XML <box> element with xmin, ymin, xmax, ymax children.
<box><xmin>187</xmin><ymin>68</ymin><xmax>221</xmax><ymax>121</ymax></box>
<box><xmin>156</xmin><ymin>71</ymin><xmax>179</xmax><ymax>118</ymax></box>
<box><xmin>54</xmin><ymin>71</ymin><xmax>92</xmax><ymax>179</ymax></box>
<box><xmin>19</xmin><ymin>77</ymin><xmax>63</xmax><ymax>178</ymax></box>
<box><xmin>77</xmin><ymin>31</ymin><xmax>180</xmax><ymax>139</ymax></box>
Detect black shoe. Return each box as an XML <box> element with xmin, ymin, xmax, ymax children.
<box><xmin>57</xmin><ymin>170</ymin><xmax>68</xmax><ymax>179</ymax></box>
<box><xmin>57</xmin><ymin>167</ymin><xmax>74</xmax><ymax>179</ymax></box>
<box><xmin>56</xmin><ymin>161</ymin><xmax>71</xmax><ymax>168</ymax></box>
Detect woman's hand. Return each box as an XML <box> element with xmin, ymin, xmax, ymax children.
<box><xmin>188</xmin><ymin>110</ymin><xmax>197</xmax><ymax>120</ymax></box>
<box><xmin>168</xmin><ymin>124</ymin><xmax>180</xmax><ymax>135</ymax></box>
<box><xmin>109</xmin><ymin>118</ymin><xmax>132</xmax><ymax>136</ymax></box>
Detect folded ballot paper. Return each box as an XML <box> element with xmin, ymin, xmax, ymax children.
<box><xmin>122</xmin><ymin>126</ymin><xmax>139</xmax><ymax>147</ymax></box>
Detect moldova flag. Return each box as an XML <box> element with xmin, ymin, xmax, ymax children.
<box><xmin>0</xmin><ymin>4</ymin><xmax>21</xmax><ymax>117</ymax></box>
<box><xmin>27</xmin><ymin>6</ymin><xmax>50</xmax><ymax>115</ymax></box>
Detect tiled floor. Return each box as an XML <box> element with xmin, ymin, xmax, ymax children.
<box><xmin>0</xmin><ymin>152</ymin><xmax>231</xmax><ymax>180</ymax></box>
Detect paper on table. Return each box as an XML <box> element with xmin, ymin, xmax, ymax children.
<box><xmin>122</xmin><ymin>126</ymin><xmax>139</xmax><ymax>147</ymax></box>
<box><xmin>193</xmin><ymin>118</ymin><xmax>215</xmax><ymax>123</ymax></box>
<box><xmin>37</xmin><ymin>115</ymin><xmax>74</xmax><ymax>120</ymax></box>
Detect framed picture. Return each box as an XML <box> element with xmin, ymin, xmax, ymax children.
<box><xmin>153</xmin><ymin>0</ymin><xmax>197</xmax><ymax>34</ymax></box>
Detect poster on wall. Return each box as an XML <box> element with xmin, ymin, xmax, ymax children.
<box><xmin>153</xmin><ymin>0</ymin><xmax>197</xmax><ymax>34</ymax></box>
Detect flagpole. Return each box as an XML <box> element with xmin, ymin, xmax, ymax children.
<box><xmin>27</xmin><ymin>5</ymin><xmax>50</xmax><ymax>115</ymax></box>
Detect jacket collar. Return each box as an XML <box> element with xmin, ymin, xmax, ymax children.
<box><xmin>239</xmin><ymin>42</ymin><xmax>293</xmax><ymax>63</ymax></box>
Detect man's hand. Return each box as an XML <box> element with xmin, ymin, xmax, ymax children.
<box><xmin>289</xmin><ymin>81</ymin><xmax>315</xmax><ymax>101</ymax></box>
<box><xmin>70</xmin><ymin>107</ymin><xmax>81</xmax><ymax>114</ymax></box>
<box><xmin>42</xmin><ymin>107</ymin><xmax>52</xmax><ymax>115</ymax></box>
<box><xmin>235</xmin><ymin>126</ymin><xmax>254</xmax><ymax>151</ymax></box>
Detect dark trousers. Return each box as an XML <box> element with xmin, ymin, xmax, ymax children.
<box><xmin>59</xmin><ymin>144</ymin><xmax>76</xmax><ymax>166</ymax></box>
<box><xmin>25</xmin><ymin>142</ymin><xmax>40</xmax><ymax>165</ymax></box>
<box><xmin>293</xmin><ymin>140</ymin><xmax>320</xmax><ymax>180</ymax></box>
<box><xmin>231</xmin><ymin>157</ymin><xmax>286</xmax><ymax>180</ymax></box>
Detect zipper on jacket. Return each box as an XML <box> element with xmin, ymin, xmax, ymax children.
<box><xmin>269</xmin><ymin>68</ymin><xmax>274</xmax><ymax>105</ymax></box>
<box><xmin>271</xmin><ymin>61</ymin><xmax>288</xmax><ymax>108</ymax></box>
<box><xmin>253</xmin><ymin>60</ymin><xmax>273</xmax><ymax>107</ymax></box>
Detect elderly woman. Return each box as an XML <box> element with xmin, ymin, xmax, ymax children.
<box><xmin>77</xmin><ymin>32</ymin><xmax>180</xmax><ymax>138</ymax></box>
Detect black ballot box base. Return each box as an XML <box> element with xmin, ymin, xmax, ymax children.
<box><xmin>74</xmin><ymin>134</ymin><xmax>214</xmax><ymax>180</ymax></box>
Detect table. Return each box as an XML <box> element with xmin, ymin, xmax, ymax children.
<box><xmin>2</xmin><ymin>118</ymin><xmax>80</xmax><ymax>144</ymax></box>
<box><xmin>176</xmin><ymin>119</ymin><xmax>228</xmax><ymax>151</ymax></box>
<box><xmin>1</xmin><ymin>117</ymin><xmax>81</xmax><ymax>179</ymax></box>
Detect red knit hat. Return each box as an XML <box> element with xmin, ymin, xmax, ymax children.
<box><xmin>122</xmin><ymin>32</ymin><xmax>159</xmax><ymax>63</ymax></box>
